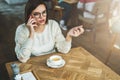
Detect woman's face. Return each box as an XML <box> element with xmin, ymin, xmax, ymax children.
<box><xmin>31</xmin><ymin>4</ymin><xmax>47</xmax><ymax>26</ymax></box>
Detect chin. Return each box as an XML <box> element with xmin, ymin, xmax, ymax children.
<box><xmin>38</xmin><ymin>22</ymin><xmax>45</xmax><ymax>26</ymax></box>
<box><xmin>40</xmin><ymin>22</ymin><xmax>46</xmax><ymax>25</ymax></box>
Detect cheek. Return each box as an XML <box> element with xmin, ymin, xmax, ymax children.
<box><xmin>43</xmin><ymin>17</ymin><xmax>47</xmax><ymax>20</ymax></box>
<box><xmin>44</xmin><ymin>17</ymin><xmax>47</xmax><ymax>20</ymax></box>
<box><xmin>43</xmin><ymin>17</ymin><xmax>47</xmax><ymax>23</ymax></box>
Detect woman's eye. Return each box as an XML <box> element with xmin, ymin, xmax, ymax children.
<box><xmin>33</xmin><ymin>13</ymin><xmax>39</xmax><ymax>16</ymax></box>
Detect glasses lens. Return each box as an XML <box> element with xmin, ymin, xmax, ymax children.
<box><xmin>33</xmin><ymin>12</ymin><xmax>40</xmax><ymax>18</ymax></box>
<box><xmin>33</xmin><ymin>10</ymin><xmax>47</xmax><ymax>18</ymax></box>
<box><xmin>42</xmin><ymin>10</ymin><xmax>47</xmax><ymax>16</ymax></box>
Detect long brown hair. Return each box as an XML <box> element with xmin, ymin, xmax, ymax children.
<box><xmin>24</xmin><ymin>0</ymin><xmax>48</xmax><ymax>24</ymax></box>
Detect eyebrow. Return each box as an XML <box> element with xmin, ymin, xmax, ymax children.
<box><xmin>33</xmin><ymin>10</ymin><xmax>46</xmax><ymax>13</ymax></box>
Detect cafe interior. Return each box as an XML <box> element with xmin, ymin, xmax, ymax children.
<box><xmin>0</xmin><ymin>0</ymin><xmax>120</xmax><ymax>80</ymax></box>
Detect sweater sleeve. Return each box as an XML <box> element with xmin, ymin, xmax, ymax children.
<box><xmin>15</xmin><ymin>24</ymin><xmax>33</xmax><ymax>63</ymax></box>
<box><xmin>52</xmin><ymin>20</ymin><xmax>72</xmax><ymax>53</ymax></box>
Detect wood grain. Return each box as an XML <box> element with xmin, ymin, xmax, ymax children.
<box><xmin>6</xmin><ymin>47</ymin><xmax>120</xmax><ymax>80</ymax></box>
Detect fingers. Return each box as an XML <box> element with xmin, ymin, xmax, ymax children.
<box><xmin>68</xmin><ymin>25</ymin><xmax>84</xmax><ymax>37</ymax></box>
<box><xmin>26</xmin><ymin>15</ymin><xmax>38</xmax><ymax>35</ymax></box>
<box><xmin>73</xmin><ymin>26</ymin><xmax>84</xmax><ymax>34</ymax></box>
<box><xmin>73</xmin><ymin>29</ymin><xmax>81</xmax><ymax>37</ymax></box>
<box><xmin>28</xmin><ymin>17</ymin><xmax>36</xmax><ymax>25</ymax></box>
<box><xmin>27</xmin><ymin>15</ymin><xmax>37</xmax><ymax>27</ymax></box>
<box><xmin>76</xmin><ymin>25</ymin><xmax>84</xmax><ymax>34</ymax></box>
<box><xmin>73</xmin><ymin>29</ymin><xmax>80</xmax><ymax>34</ymax></box>
<box><xmin>79</xmin><ymin>26</ymin><xmax>84</xmax><ymax>34</ymax></box>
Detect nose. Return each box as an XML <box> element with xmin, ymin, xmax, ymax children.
<box><xmin>38</xmin><ymin>13</ymin><xmax>44</xmax><ymax>18</ymax></box>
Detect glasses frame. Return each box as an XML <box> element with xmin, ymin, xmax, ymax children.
<box><xmin>32</xmin><ymin>10</ymin><xmax>47</xmax><ymax>18</ymax></box>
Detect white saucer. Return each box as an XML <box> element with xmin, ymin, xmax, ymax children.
<box><xmin>47</xmin><ymin>59</ymin><xmax>65</xmax><ymax>68</ymax></box>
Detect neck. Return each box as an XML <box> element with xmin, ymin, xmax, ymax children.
<box><xmin>35</xmin><ymin>24</ymin><xmax>45</xmax><ymax>33</ymax></box>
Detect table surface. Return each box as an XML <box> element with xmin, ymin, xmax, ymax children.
<box><xmin>6</xmin><ymin>47</ymin><xmax>120</xmax><ymax>80</ymax></box>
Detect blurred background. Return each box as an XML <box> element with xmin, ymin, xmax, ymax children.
<box><xmin>0</xmin><ymin>0</ymin><xmax>120</xmax><ymax>80</ymax></box>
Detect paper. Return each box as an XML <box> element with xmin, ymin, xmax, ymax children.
<box><xmin>21</xmin><ymin>72</ymin><xmax>36</xmax><ymax>80</ymax></box>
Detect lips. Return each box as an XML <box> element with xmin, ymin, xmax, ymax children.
<box><xmin>39</xmin><ymin>19</ymin><xmax>45</xmax><ymax>23</ymax></box>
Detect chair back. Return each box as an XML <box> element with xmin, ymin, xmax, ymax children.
<box><xmin>78</xmin><ymin>0</ymin><xmax>111</xmax><ymax>24</ymax></box>
<box><xmin>52</xmin><ymin>0</ymin><xmax>58</xmax><ymax>6</ymax></box>
<box><xmin>78</xmin><ymin>0</ymin><xmax>111</xmax><ymax>44</ymax></box>
<box><xmin>92</xmin><ymin>0</ymin><xmax>110</xmax><ymax>16</ymax></box>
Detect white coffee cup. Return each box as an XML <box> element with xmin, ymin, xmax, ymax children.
<box><xmin>48</xmin><ymin>55</ymin><xmax>63</xmax><ymax>66</ymax></box>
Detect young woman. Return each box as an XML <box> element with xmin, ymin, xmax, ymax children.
<box><xmin>15</xmin><ymin>0</ymin><xmax>84</xmax><ymax>63</ymax></box>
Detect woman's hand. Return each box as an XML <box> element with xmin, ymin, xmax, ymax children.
<box><xmin>68</xmin><ymin>25</ymin><xmax>84</xmax><ymax>37</ymax></box>
<box><xmin>66</xmin><ymin>25</ymin><xmax>84</xmax><ymax>41</ymax></box>
<box><xmin>26</xmin><ymin>16</ymin><xmax>38</xmax><ymax>38</ymax></box>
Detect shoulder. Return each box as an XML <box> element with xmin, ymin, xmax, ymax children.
<box><xmin>16</xmin><ymin>23</ymin><xmax>28</xmax><ymax>33</ymax></box>
<box><xmin>47</xmin><ymin>19</ymin><xmax>60</xmax><ymax>29</ymax></box>
<box><xmin>15</xmin><ymin>23</ymin><xmax>29</xmax><ymax>36</ymax></box>
<box><xmin>47</xmin><ymin>19</ymin><xmax>61</xmax><ymax>33</ymax></box>
<box><xmin>48</xmin><ymin>19</ymin><xmax>59</xmax><ymax>25</ymax></box>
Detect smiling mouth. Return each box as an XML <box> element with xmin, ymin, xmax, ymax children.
<box><xmin>39</xmin><ymin>19</ymin><xmax>45</xmax><ymax>23</ymax></box>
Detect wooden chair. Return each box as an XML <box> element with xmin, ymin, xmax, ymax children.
<box><xmin>52</xmin><ymin>0</ymin><xmax>64</xmax><ymax>21</ymax></box>
<box><xmin>78</xmin><ymin>0</ymin><xmax>110</xmax><ymax>43</ymax></box>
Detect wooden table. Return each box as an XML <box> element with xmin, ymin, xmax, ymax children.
<box><xmin>6</xmin><ymin>47</ymin><xmax>120</xmax><ymax>80</ymax></box>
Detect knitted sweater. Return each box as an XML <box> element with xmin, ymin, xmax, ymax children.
<box><xmin>15</xmin><ymin>20</ymin><xmax>71</xmax><ymax>63</ymax></box>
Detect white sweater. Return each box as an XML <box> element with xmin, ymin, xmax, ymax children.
<box><xmin>15</xmin><ymin>20</ymin><xmax>71</xmax><ymax>63</ymax></box>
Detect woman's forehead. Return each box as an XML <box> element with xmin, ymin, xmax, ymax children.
<box><xmin>33</xmin><ymin>4</ymin><xmax>46</xmax><ymax>12</ymax></box>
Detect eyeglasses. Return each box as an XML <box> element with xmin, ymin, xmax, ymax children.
<box><xmin>32</xmin><ymin>10</ymin><xmax>47</xmax><ymax>18</ymax></box>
